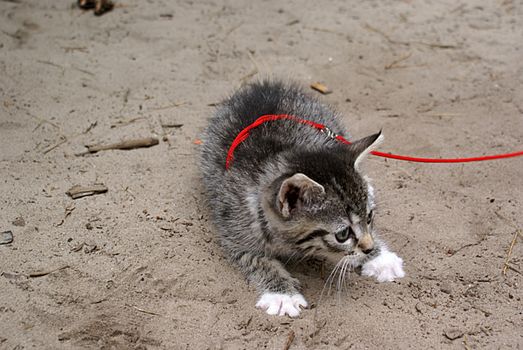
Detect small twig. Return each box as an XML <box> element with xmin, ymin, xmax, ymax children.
<box><xmin>246</xmin><ymin>50</ymin><xmax>261</xmax><ymax>73</ymax></box>
<box><xmin>70</xmin><ymin>242</ymin><xmax>85</xmax><ymax>252</ymax></box>
<box><xmin>310</xmin><ymin>319</ymin><xmax>327</xmax><ymax>339</ymax></box>
<box><xmin>160</xmin><ymin>123</ymin><xmax>184</xmax><ymax>128</ymax></box>
<box><xmin>29</xmin><ymin>265</ymin><xmax>69</xmax><ymax>278</ymax></box>
<box><xmin>246</xmin><ymin>49</ymin><xmax>270</xmax><ymax>75</ymax></box>
<box><xmin>224</xmin><ymin>21</ymin><xmax>244</xmax><ymax>37</ymax></box>
<box><xmin>506</xmin><ymin>264</ymin><xmax>522</xmax><ymax>275</ymax></box>
<box><xmin>90</xmin><ymin>298</ymin><xmax>107</xmax><ymax>304</ymax></box>
<box><xmin>43</xmin><ymin>135</ymin><xmax>68</xmax><ymax>154</ymax></box>
<box><xmin>110</xmin><ymin>116</ymin><xmax>145</xmax><ymax>128</ymax></box>
<box><xmin>447</xmin><ymin>235</ymin><xmax>487</xmax><ymax>256</ymax></box>
<box><xmin>364</xmin><ymin>23</ymin><xmax>405</xmax><ymax>45</ymax></box>
<box><xmin>36</xmin><ymin>60</ymin><xmax>94</xmax><ymax>76</ymax></box>
<box><xmin>82</xmin><ymin>121</ymin><xmax>97</xmax><ymax>134</ymax></box>
<box><xmin>122</xmin><ymin>88</ymin><xmax>130</xmax><ymax>104</ymax></box>
<box><xmin>61</xmin><ymin>46</ymin><xmax>88</xmax><ymax>53</ymax></box>
<box><xmin>125</xmin><ymin>304</ymin><xmax>162</xmax><ymax>317</ymax></box>
<box><xmin>423</xmin><ymin>112</ymin><xmax>463</xmax><ymax>118</ymax></box>
<box><xmin>56</xmin><ymin>203</ymin><xmax>76</xmax><ymax>226</ymax></box>
<box><xmin>240</xmin><ymin>68</ymin><xmax>258</xmax><ymax>83</ymax></box>
<box><xmin>304</xmin><ymin>26</ymin><xmax>347</xmax><ymax>37</ymax></box>
<box><xmin>32</xmin><ymin>121</ymin><xmax>44</xmax><ymax>132</ymax></box>
<box><xmin>36</xmin><ymin>59</ymin><xmax>66</xmax><ymax>72</ymax></box>
<box><xmin>29</xmin><ymin>115</ymin><xmax>60</xmax><ymax>130</ymax></box>
<box><xmin>463</xmin><ymin>335</ymin><xmax>471</xmax><ymax>350</ymax></box>
<box><xmin>385</xmin><ymin>52</ymin><xmax>412</xmax><ymax>70</ymax></box>
<box><xmin>149</xmin><ymin>102</ymin><xmax>186</xmax><ymax>111</ymax></box>
<box><xmin>502</xmin><ymin>230</ymin><xmax>520</xmax><ymax>276</ymax></box>
<box><xmin>471</xmin><ymin>304</ymin><xmax>492</xmax><ymax>317</ymax></box>
<box><xmin>363</xmin><ymin>23</ymin><xmax>460</xmax><ymax>49</ymax></box>
<box><xmin>124</xmin><ymin>186</ymin><xmax>136</xmax><ymax>199</ymax></box>
<box><xmin>71</xmin><ymin>65</ymin><xmax>95</xmax><ymax>76</ymax></box>
<box><xmin>282</xmin><ymin>330</ymin><xmax>295</xmax><ymax>350</ymax></box>
<box><xmin>420</xmin><ymin>42</ymin><xmax>460</xmax><ymax>49</ymax></box>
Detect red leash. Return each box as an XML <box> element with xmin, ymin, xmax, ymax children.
<box><xmin>225</xmin><ymin>114</ymin><xmax>523</xmax><ymax>170</ymax></box>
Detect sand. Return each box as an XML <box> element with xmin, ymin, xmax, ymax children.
<box><xmin>0</xmin><ymin>0</ymin><xmax>522</xmax><ymax>349</ymax></box>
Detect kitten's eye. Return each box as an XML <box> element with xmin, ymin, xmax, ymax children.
<box><xmin>335</xmin><ymin>227</ymin><xmax>354</xmax><ymax>243</ymax></box>
<box><xmin>367</xmin><ymin>210</ymin><xmax>374</xmax><ymax>225</ymax></box>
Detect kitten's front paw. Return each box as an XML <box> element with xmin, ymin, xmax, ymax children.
<box><xmin>256</xmin><ymin>292</ymin><xmax>308</xmax><ymax>317</ymax></box>
<box><xmin>362</xmin><ymin>251</ymin><xmax>405</xmax><ymax>282</ymax></box>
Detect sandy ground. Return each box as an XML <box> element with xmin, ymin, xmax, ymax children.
<box><xmin>1</xmin><ymin>0</ymin><xmax>522</xmax><ymax>349</ymax></box>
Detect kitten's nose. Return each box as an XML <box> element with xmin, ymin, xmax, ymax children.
<box><xmin>358</xmin><ymin>233</ymin><xmax>374</xmax><ymax>254</ymax></box>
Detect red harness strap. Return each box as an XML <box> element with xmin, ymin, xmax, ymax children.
<box><xmin>225</xmin><ymin>114</ymin><xmax>523</xmax><ymax>170</ymax></box>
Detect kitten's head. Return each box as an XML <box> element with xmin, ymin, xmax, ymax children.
<box><xmin>265</xmin><ymin>132</ymin><xmax>383</xmax><ymax>264</ymax></box>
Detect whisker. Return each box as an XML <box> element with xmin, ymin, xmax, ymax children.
<box><xmin>326</xmin><ymin>260</ymin><xmax>342</xmax><ymax>297</ymax></box>
<box><xmin>320</xmin><ymin>258</ymin><xmax>343</xmax><ymax>302</ymax></box>
<box><xmin>341</xmin><ymin>259</ymin><xmax>349</xmax><ymax>292</ymax></box>
<box><xmin>336</xmin><ymin>260</ymin><xmax>345</xmax><ymax>292</ymax></box>
<box><xmin>282</xmin><ymin>250</ymin><xmax>300</xmax><ymax>266</ymax></box>
<box><xmin>336</xmin><ymin>259</ymin><xmax>346</xmax><ymax>304</ymax></box>
<box><xmin>313</xmin><ymin>257</ymin><xmax>347</xmax><ymax>324</ymax></box>
<box><xmin>341</xmin><ymin>263</ymin><xmax>352</xmax><ymax>293</ymax></box>
<box><xmin>337</xmin><ymin>258</ymin><xmax>350</xmax><ymax>301</ymax></box>
<box><xmin>294</xmin><ymin>248</ymin><xmax>315</xmax><ymax>265</ymax></box>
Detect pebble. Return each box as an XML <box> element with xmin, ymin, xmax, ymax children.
<box><xmin>12</xmin><ymin>217</ymin><xmax>25</xmax><ymax>227</ymax></box>
<box><xmin>440</xmin><ymin>282</ymin><xmax>452</xmax><ymax>294</ymax></box>
<box><xmin>0</xmin><ymin>231</ymin><xmax>13</xmax><ymax>245</ymax></box>
<box><xmin>1</xmin><ymin>272</ymin><xmax>22</xmax><ymax>279</ymax></box>
<box><xmin>415</xmin><ymin>302</ymin><xmax>425</xmax><ymax>314</ymax></box>
<box><xmin>83</xmin><ymin>243</ymin><xmax>97</xmax><ymax>253</ymax></box>
<box><xmin>444</xmin><ymin>328</ymin><xmax>464</xmax><ymax>340</ymax></box>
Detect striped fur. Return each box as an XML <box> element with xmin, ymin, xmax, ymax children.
<box><xmin>200</xmin><ymin>80</ymin><xmax>403</xmax><ymax>314</ymax></box>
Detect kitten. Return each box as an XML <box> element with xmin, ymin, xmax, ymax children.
<box><xmin>201</xmin><ymin>80</ymin><xmax>404</xmax><ymax>317</ymax></box>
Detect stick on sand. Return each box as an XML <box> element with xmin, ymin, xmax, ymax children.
<box><xmin>77</xmin><ymin>137</ymin><xmax>159</xmax><ymax>156</ymax></box>
<box><xmin>502</xmin><ymin>230</ymin><xmax>521</xmax><ymax>276</ymax></box>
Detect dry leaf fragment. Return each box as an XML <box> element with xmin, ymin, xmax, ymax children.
<box><xmin>66</xmin><ymin>184</ymin><xmax>108</xmax><ymax>199</ymax></box>
<box><xmin>283</xmin><ymin>330</ymin><xmax>296</xmax><ymax>350</ymax></box>
<box><xmin>310</xmin><ymin>82</ymin><xmax>332</xmax><ymax>94</ymax></box>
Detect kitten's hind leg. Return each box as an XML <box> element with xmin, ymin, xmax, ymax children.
<box><xmin>234</xmin><ymin>251</ymin><xmax>308</xmax><ymax>317</ymax></box>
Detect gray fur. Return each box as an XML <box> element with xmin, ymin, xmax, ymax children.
<box><xmin>200</xmin><ymin>80</ymin><xmax>388</xmax><ymax>296</ymax></box>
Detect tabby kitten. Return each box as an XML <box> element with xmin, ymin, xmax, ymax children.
<box><xmin>201</xmin><ymin>80</ymin><xmax>404</xmax><ymax>317</ymax></box>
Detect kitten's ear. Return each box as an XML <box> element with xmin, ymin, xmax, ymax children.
<box><xmin>350</xmin><ymin>131</ymin><xmax>384</xmax><ymax>169</ymax></box>
<box><xmin>277</xmin><ymin>173</ymin><xmax>325</xmax><ymax>218</ymax></box>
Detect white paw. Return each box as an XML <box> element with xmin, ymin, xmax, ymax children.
<box><xmin>255</xmin><ymin>292</ymin><xmax>308</xmax><ymax>317</ymax></box>
<box><xmin>362</xmin><ymin>251</ymin><xmax>405</xmax><ymax>282</ymax></box>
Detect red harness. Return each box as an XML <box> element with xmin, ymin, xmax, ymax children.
<box><xmin>225</xmin><ymin>114</ymin><xmax>523</xmax><ymax>170</ymax></box>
